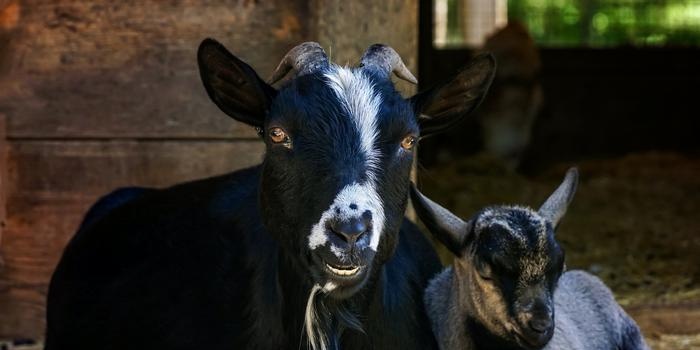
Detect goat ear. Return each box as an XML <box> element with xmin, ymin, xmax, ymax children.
<box><xmin>410</xmin><ymin>183</ymin><xmax>472</xmax><ymax>255</ymax></box>
<box><xmin>538</xmin><ymin>168</ymin><xmax>579</xmax><ymax>228</ymax></box>
<box><xmin>410</xmin><ymin>53</ymin><xmax>496</xmax><ymax>138</ymax></box>
<box><xmin>198</xmin><ymin>38</ymin><xmax>277</xmax><ymax>128</ymax></box>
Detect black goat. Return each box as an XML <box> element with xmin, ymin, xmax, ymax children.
<box><xmin>45</xmin><ymin>39</ymin><xmax>496</xmax><ymax>350</ymax></box>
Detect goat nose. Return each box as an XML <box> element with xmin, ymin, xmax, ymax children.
<box><xmin>330</xmin><ymin>217</ymin><xmax>368</xmax><ymax>245</ymax></box>
<box><xmin>528</xmin><ymin>317</ymin><xmax>552</xmax><ymax>334</ymax></box>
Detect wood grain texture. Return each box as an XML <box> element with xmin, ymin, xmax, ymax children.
<box><xmin>0</xmin><ymin>0</ymin><xmax>307</xmax><ymax>139</ymax></box>
<box><xmin>6</xmin><ymin>140</ymin><xmax>264</xmax><ymax>196</ymax></box>
<box><xmin>0</xmin><ymin>139</ymin><xmax>263</xmax><ymax>338</ymax></box>
<box><xmin>311</xmin><ymin>0</ymin><xmax>418</xmax><ymax>96</ymax></box>
<box><xmin>0</xmin><ymin>114</ymin><xmax>6</xmax><ymax>256</ymax></box>
<box><xmin>0</xmin><ymin>197</ymin><xmax>80</xmax><ymax>340</ymax></box>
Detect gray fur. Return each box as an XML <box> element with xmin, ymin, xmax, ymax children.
<box><xmin>424</xmin><ymin>266</ymin><xmax>476</xmax><ymax>350</ymax></box>
<box><xmin>425</xmin><ymin>269</ymin><xmax>649</xmax><ymax>350</ymax></box>
<box><xmin>545</xmin><ymin>271</ymin><xmax>648</xmax><ymax>350</ymax></box>
<box><xmin>416</xmin><ymin>168</ymin><xmax>649</xmax><ymax>350</ymax></box>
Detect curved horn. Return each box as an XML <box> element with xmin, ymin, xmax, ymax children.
<box><xmin>268</xmin><ymin>42</ymin><xmax>329</xmax><ymax>84</ymax></box>
<box><xmin>360</xmin><ymin>44</ymin><xmax>417</xmax><ymax>84</ymax></box>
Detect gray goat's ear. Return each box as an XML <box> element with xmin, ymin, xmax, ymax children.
<box><xmin>410</xmin><ymin>183</ymin><xmax>472</xmax><ymax>255</ymax></box>
<box><xmin>198</xmin><ymin>38</ymin><xmax>277</xmax><ymax>128</ymax></box>
<box><xmin>538</xmin><ymin>167</ymin><xmax>579</xmax><ymax>227</ymax></box>
<box><xmin>410</xmin><ymin>53</ymin><xmax>496</xmax><ymax>138</ymax></box>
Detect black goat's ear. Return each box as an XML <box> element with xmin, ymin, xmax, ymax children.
<box><xmin>410</xmin><ymin>53</ymin><xmax>496</xmax><ymax>138</ymax></box>
<box><xmin>410</xmin><ymin>183</ymin><xmax>472</xmax><ymax>255</ymax></box>
<box><xmin>539</xmin><ymin>167</ymin><xmax>579</xmax><ymax>228</ymax></box>
<box><xmin>198</xmin><ymin>39</ymin><xmax>277</xmax><ymax>127</ymax></box>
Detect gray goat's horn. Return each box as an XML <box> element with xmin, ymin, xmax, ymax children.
<box><xmin>360</xmin><ymin>44</ymin><xmax>417</xmax><ymax>84</ymax></box>
<box><xmin>268</xmin><ymin>42</ymin><xmax>329</xmax><ymax>84</ymax></box>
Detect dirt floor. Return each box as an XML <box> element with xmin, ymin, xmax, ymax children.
<box><xmin>647</xmin><ymin>334</ymin><xmax>700</xmax><ymax>350</ymax></box>
<box><xmin>418</xmin><ymin>151</ymin><xmax>700</xmax><ymax>349</ymax></box>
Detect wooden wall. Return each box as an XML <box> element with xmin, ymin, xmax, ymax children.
<box><xmin>0</xmin><ymin>0</ymin><xmax>418</xmax><ymax>339</ymax></box>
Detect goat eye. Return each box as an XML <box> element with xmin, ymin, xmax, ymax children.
<box><xmin>269</xmin><ymin>127</ymin><xmax>291</xmax><ymax>147</ymax></box>
<box><xmin>400</xmin><ymin>135</ymin><xmax>417</xmax><ymax>151</ymax></box>
<box><xmin>479</xmin><ymin>269</ymin><xmax>493</xmax><ymax>281</ymax></box>
<box><xmin>477</xmin><ymin>261</ymin><xmax>494</xmax><ymax>281</ymax></box>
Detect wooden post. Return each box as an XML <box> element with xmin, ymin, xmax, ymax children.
<box><xmin>0</xmin><ymin>113</ymin><xmax>6</xmax><ymax>267</ymax></box>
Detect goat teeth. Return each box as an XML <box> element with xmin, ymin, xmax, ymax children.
<box><xmin>325</xmin><ymin>264</ymin><xmax>360</xmax><ymax>276</ymax></box>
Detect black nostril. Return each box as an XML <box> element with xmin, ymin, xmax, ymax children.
<box><xmin>330</xmin><ymin>218</ymin><xmax>368</xmax><ymax>245</ymax></box>
<box><xmin>528</xmin><ymin>317</ymin><xmax>552</xmax><ymax>334</ymax></box>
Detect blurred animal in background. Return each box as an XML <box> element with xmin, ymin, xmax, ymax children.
<box><xmin>45</xmin><ymin>39</ymin><xmax>496</xmax><ymax>350</ymax></box>
<box><xmin>411</xmin><ymin>168</ymin><xmax>649</xmax><ymax>350</ymax></box>
<box><xmin>425</xmin><ymin>21</ymin><xmax>542</xmax><ymax>171</ymax></box>
<box><xmin>476</xmin><ymin>20</ymin><xmax>543</xmax><ymax>170</ymax></box>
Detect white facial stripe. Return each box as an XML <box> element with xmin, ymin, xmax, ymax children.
<box><xmin>308</xmin><ymin>214</ymin><xmax>330</xmax><ymax>250</ymax></box>
<box><xmin>324</xmin><ymin>66</ymin><xmax>382</xmax><ymax>179</ymax></box>
<box><xmin>307</xmin><ymin>67</ymin><xmax>385</xmax><ymax>253</ymax></box>
<box><xmin>308</xmin><ymin>182</ymin><xmax>385</xmax><ymax>252</ymax></box>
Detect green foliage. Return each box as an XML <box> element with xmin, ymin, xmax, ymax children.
<box><xmin>508</xmin><ymin>0</ymin><xmax>700</xmax><ymax>47</ymax></box>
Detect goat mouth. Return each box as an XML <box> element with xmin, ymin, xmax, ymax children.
<box><xmin>510</xmin><ymin>327</ymin><xmax>551</xmax><ymax>349</ymax></box>
<box><xmin>309</xmin><ymin>250</ymin><xmax>373</xmax><ymax>294</ymax></box>
<box><xmin>324</xmin><ymin>263</ymin><xmax>362</xmax><ymax>277</ymax></box>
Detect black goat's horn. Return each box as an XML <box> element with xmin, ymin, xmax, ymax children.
<box><xmin>268</xmin><ymin>42</ymin><xmax>329</xmax><ymax>84</ymax></box>
<box><xmin>360</xmin><ymin>44</ymin><xmax>417</xmax><ymax>84</ymax></box>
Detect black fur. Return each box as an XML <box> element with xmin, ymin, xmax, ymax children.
<box><xmin>47</xmin><ymin>168</ymin><xmax>440</xmax><ymax>349</ymax></box>
<box><xmin>77</xmin><ymin>187</ymin><xmax>151</xmax><ymax>230</ymax></box>
<box><xmin>46</xmin><ymin>39</ymin><xmax>495</xmax><ymax>350</ymax></box>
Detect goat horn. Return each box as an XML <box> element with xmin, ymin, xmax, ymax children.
<box><xmin>360</xmin><ymin>44</ymin><xmax>417</xmax><ymax>84</ymax></box>
<box><xmin>268</xmin><ymin>42</ymin><xmax>329</xmax><ymax>84</ymax></box>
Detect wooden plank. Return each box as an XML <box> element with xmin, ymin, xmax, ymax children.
<box><xmin>0</xmin><ymin>139</ymin><xmax>264</xmax><ymax>338</ymax></box>
<box><xmin>5</xmin><ymin>140</ymin><xmax>264</xmax><ymax>197</ymax></box>
<box><xmin>311</xmin><ymin>0</ymin><xmax>418</xmax><ymax>96</ymax></box>
<box><xmin>0</xmin><ymin>0</ymin><xmax>307</xmax><ymax>139</ymax></box>
<box><xmin>0</xmin><ymin>286</ymin><xmax>47</xmax><ymax>341</ymax></box>
<box><xmin>1</xmin><ymin>0</ymin><xmax>422</xmax><ymax>139</ymax></box>
<box><xmin>0</xmin><ymin>197</ymin><xmax>91</xmax><ymax>339</ymax></box>
<box><xmin>0</xmin><ymin>114</ymin><xmax>6</xmax><ymax>258</ymax></box>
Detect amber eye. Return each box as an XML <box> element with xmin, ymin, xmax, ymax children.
<box><xmin>400</xmin><ymin>135</ymin><xmax>417</xmax><ymax>151</ymax></box>
<box><xmin>269</xmin><ymin>127</ymin><xmax>290</xmax><ymax>146</ymax></box>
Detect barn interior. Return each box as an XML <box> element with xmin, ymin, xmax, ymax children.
<box><xmin>0</xmin><ymin>0</ymin><xmax>698</xmax><ymax>349</ymax></box>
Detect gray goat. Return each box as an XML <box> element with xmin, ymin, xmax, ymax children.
<box><xmin>411</xmin><ymin>168</ymin><xmax>649</xmax><ymax>350</ymax></box>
